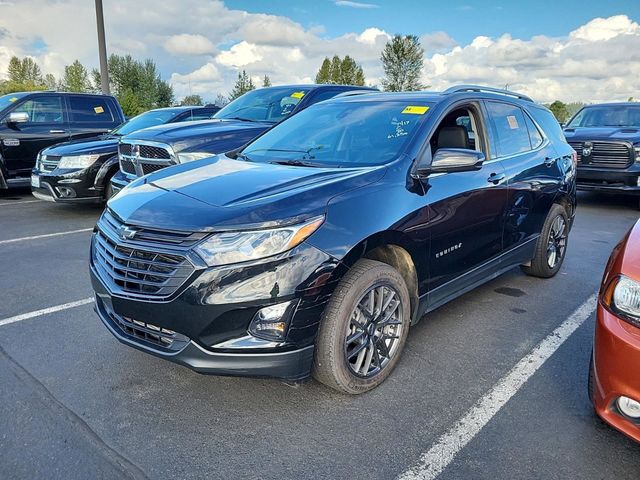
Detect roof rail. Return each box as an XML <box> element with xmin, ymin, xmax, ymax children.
<box><xmin>444</xmin><ymin>85</ymin><xmax>533</xmax><ymax>102</ymax></box>
<box><xmin>333</xmin><ymin>90</ymin><xmax>377</xmax><ymax>99</ymax></box>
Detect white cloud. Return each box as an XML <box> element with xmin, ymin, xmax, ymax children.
<box><xmin>334</xmin><ymin>1</ymin><xmax>379</xmax><ymax>8</ymax></box>
<box><xmin>164</xmin><ymin>34</ymin><xmax>215</xmax><ymax>56</ymax></box>
<box><xmin>169</xmin><ymin>63</ymin><xmax>222</xmax><ymax>96</ymax></box>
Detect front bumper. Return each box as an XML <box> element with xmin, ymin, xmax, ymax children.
<box><xmin>109</xmin><ymin>170</ymin><xmax>131</xmax><ymax>196</ymax></box>
<box><xmin>90</xmin><ymin>233</ymin><xmax>342</xmax><ymax>380</ymax></box>
<box><xmin>577</xmin><ymin>165</ymin><xmax>640</xmax><ymax>195</ymax></box>
<box><xmin>592</xmin><ymin>303</ymin><xmax>640</xmax><ymax>443</ymax></box>
<box><xmin>31</xmin><ymin>167</ymin><xmax>104</xmax><ymax>203</ymax></box>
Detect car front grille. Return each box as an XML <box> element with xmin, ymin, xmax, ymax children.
<box><xmin>39</xmin><ymin>155</ymin><xmax>61</xmax><ymax>172</ymax></box>
<box><xmin>569</xmin><ymin>141</ymin><xmax>632</xmax><ymax>169</ymax></box>
<box><xmin>118</xmin><ymin>142</ymin><xmax>174</xmax><ymax>177</ymax></box>
<box><xmin>92</xmin><ymin>211</ymin><xmax>203</xmax><ymax>300</ymax></box>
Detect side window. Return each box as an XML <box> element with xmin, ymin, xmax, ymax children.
<box><xmin>14</xmin><ymin>96</ymin><xmax>64</xmax><ymax>123</ymax></box>
<box><xmin>486</xmin><ymin>101</ymin><xmax>532</xmax><ymax>156</ymax></box>
<box><xmin>523</xmin><ymin>112</ymin><xmax>544</xmax><ymax>149</ymax></box>
<box><xmin>68</xmin><ymin>96</ymin><xmax>114</xmax><ymax>123</ymax></box>
<box><xmin>189</xmin><ymin>108</ymin><xmax>217</xmax><ymax>121</ymax></box>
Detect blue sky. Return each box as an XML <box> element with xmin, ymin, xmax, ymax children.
<box><xmin>228</xmin><ymin>0</ymin><xmax>640</xmax><ymax>43</ymax></box>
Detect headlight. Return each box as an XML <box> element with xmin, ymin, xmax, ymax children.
<box><xmin>177</xmin><ymin>151</ymin><xmax>214</xmax><ymax>163</ymax></box>
<box><xmin>194</xmin><ymin>215</ymin><xmax>324</xmax><ymax>267</ymax></box>
<box><xmin>603</xmin><ymin>275</ymin><xmax>640</xmax><ymax>326</ymax></box>
<box><xmin>58</xmin><ymin>154</ymin><xmax>101</xmax><ymax>169</ymax></box>
<box><xmin>634</xmin><ymin>145</ymin><xmax>640</xmax><ymax>163</ymax></box>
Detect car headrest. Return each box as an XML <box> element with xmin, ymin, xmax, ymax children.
<box><xmin>437</xmin><ymin>126</ymin><xmax>469</xmax><ymax>150</ymax></box>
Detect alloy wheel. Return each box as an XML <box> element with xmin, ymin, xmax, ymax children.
<box><xmin>547</xmin><ymin>214</ymin><xmax>567</xmax><ymax>269</ymax></box>
<box><xmin>344</xmin><ymin>284</ymin><xmax>405</xmax><ymax>378</ymax></box>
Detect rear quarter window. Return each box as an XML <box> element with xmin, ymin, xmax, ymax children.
<box><xmin>69</xmin><ymin>96</ymin><xmax>115</xmax><ymax>123</ymax></box>
<box><xmin>526</xmin><ymin>105</ymin><xmax>567</xmax><ymax>146</ymax></box>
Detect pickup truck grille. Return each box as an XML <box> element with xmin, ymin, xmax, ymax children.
<box><xmin>118</xmin><ymin>142</ymin><xmax>174</xmax><ymax>177</ymax></box>
<box><xmin>92</xmin><ymin>211</ymin><xmax>202</xmax><ymax>300</ymax></box>
<box><xmin>39</xmin><ymin>155</ymin><xmax>61</xmax><ymax>172</ymax></box>
<box><xmin>569</xmin><ymin>141</ymin><xmax>632</xmax><ymax>169</ymax></box>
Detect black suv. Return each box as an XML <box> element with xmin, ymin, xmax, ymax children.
<box><xmin>564</xmin><ymin>103</ymin><xmax>640</xmax><ymax>207</ymax></box>
<box><xmin>110</xmin><ymin>84</ymin><xmax>376</xmax><ymax>194</ymax></box>
<box><xmin>90</xmin><ymin>86</ymin><xmax>576</xmax><ymax>394</ymax></box>
<box><xmin>31</xmin><ymin>105</ymin><xmax>219</xmax><ymax>203</ymax></box>
<box><xmin>0</xmin><ymin>91</ymin><xmax>124</xmax><ymax>188</ymax></box>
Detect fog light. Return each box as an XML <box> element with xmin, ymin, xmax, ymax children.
<box><xmin>617</xmin><ymin>396</ymin><xmax>640</xmax><ymax>419</ymax></box>
<box><xmin>248</xmin><ymin>301</ymin><xmax>295</xmax><ymax>341</ymax></box>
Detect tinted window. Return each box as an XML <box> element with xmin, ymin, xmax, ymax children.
<box><xmin>242</xmin><ymin>101</ymin><xmax>430</xmax><ymax>167</ymax></box>
<box><xmin>14</xmin><ymin>96</ymin><xmax>64</xmax><ymax>123</ymax></box>
<box><xmin>69</xmin><ymin>96</ymin><xmax>114</xmax><ymax>123</ymax></box>
<box><xmin>214</xmin><ymin>87</ymin><xmax>311</xmax><ymax>123</ymax></box>
<box><xmin>487</xmin><ymin>101</ymin><xmax>531</xmax><ymax>156</ymax></box>
<box><xmin>524</xmin><ymin>113</ymin><xmax>543</xmax><ymax>149</ymax></box>
<box><xmin>309</xmin><ymin>89</ymin><xmax>342</xmax><ymax>105</ymax></box>
<box><xmin>567</xmin><ymin>105</ymin><xmax>640</xmax><ymax>128</ymax></box>
<box><xmin>112</xmin><ymin>109</ymin><xmax>183</xmax><ymax>136</ymax></box>
<box><xmin>0</xmin><ymin>92</ymin><xmax>28</xmax><ymax>113</ymax></box>
<box><xmin>528</xmin><ymin>106</ymin><xmax>566</xmax><ymax>145</ymax></box>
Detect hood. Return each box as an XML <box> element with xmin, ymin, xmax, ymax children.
<box><xmin>107</xmin><ymin>155</ymin><xmax>386</xmax><ymax>232</ymax></box>
<box><xmin>122</xmin><ymin>118</ymin><xmax>273</xmax><ymax>153</ymax></box>
<box><xmin>563</xmin><ymin>126</ymin><xmax>640</xmax><ymax>143</ymax></box>
<box><xmin>43</xmin><ymin>135</ymin><xmax>119</xmax><ymax>156</ymax></box>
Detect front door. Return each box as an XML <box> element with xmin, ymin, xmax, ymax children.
<box><xmin>1</xmin><ymin>95</ymin><xmax>69</xmax><ymax>173</ymax></box>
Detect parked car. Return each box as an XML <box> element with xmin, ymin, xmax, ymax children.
<box><xmin>30</xmin><ymin>105</ymin><xmax>220</xmax><ymax>203</ymax></box>
<box><xmin>590</xmin><ymin>219</ymin><xmax>640</xmax><ymax>443</ymax></box>
<box><xmin>109</xmin><ymin>84</ymin><xmax>377</xmax><ymax>194</ymax></box>
<box><xmin>564</xmin><ymin>103</ymin><xmax>640</xmax><ymax>208</ymax></box>
<box><xmin>0</xmin><ymin>91</ymin><xmax>124</xmax><ymax>189</ymax></box>
<box><xmin>90</xmin><ymin>85</ymin><xmax>576</xmax><ymax>393</ymax></box>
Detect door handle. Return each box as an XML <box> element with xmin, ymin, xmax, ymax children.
<box><xmin>49</xmin><ymin>129</ymin><xmax>66</xmax><ymax>134</ymax></box>
<box><xmin>487</xmin><ymin>173</ymin><xmax>505</xmax><ymax>184</ymax></box>
<box><xmin>544</xmin><ymin>157</ymin><xmax>557</xmax><ymax>167</ymax></box>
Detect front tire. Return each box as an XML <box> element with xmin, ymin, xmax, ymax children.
<box><xmin>313</xmin><ymin>259</ymin><xmax>411</xmax><ymax>394</ymax></box>
<box><xmin>521</xmin><ymin>204</ymin><xmax>569</xmax><ymax>278</ymax></box>
<box><xmin>103</xmin><ymin>172</ymin><xmax>116</xmax><ymax>202</ymax></box>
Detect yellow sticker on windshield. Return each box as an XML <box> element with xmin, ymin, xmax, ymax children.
<box><xmin>291</xmin><ymin>92</ymin><xmax>305</xmax><ymax>99</ymax></box>
<box><xmin>402</xmin><ymin>105</ymin><xmax>429</xmax><ymax>115</ymax></box>
<box><xmin>9</xmin><ymin>97</ymin><xmax>17</xmax><ymax>102</ymax></box>
<box><xmin>94</xmin><ymin>106</ymin><xmax>104</xmax><ymax>114</ymax></box>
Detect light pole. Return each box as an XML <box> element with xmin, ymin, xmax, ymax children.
<box><xmin>95</xmin><ymin>0</ymin><xmax>110</xmax><ymax>94</ymax></box>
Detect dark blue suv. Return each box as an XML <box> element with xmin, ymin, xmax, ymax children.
<box><xmin>90</xmin><ymin>86</ymin><xmax>576</xmax><ymax>394</ymax></box>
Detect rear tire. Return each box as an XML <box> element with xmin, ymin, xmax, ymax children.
<box><xmin>521</xmin><ymin>204</ymin><xmax>569</xmax><ymax>278</ymax></box>
<box><xmin>313</xmin><ymin>259</ymin><xmax>411</xmax><ymax>394</ymax></box>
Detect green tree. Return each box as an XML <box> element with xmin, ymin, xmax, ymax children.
<box><xmin>548</xmin><ymin>100</ymin><xmax>570</xmax><ymax>123</ymax></box>
<box><xmin>315</xmin><ymin>55</ymin><xmax>365</xmax><ymax>86</ymax></box>
<box><xmin>262</xmin><ymin>75</ymin><xmax>272</xmax><ymax>87</ymax></box>
<box><xmin>1</xmin><ymin>56</ymin><xmax>47</xmax><ymax>93</ymax></box>
<box><xmin>181</xmin><ymin>94</ymin><xmax>204</xmax><ymax>106</ymax></box>
<box><xmin>229</xmin><ymin>70</ymin><xmax>255</xmax><ymax>100</ymax></box>
<box><xmin>315</xmin><ymin>58</ymin><xmax>332</xmax><ymax>84</ymax></box>
<box><xmin>62</xmin><ymin>60</ymin><xmax>91</xmax><ymax>92</ymax></box>
<box><xmin>380</xmin><ymin>34</ymin><xmax>424</xmax><ymax>92</ymax></box>
<box><xmin>43</xmin><ymin>73</ymin><xmax>58</xmax><ymax>91</ymax></box>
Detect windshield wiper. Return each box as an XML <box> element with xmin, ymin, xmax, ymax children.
<box><xmin>269</xmin><ymin>159</ymin><xmax>322</xmax><ymax>168</ymax></box>
<box><xmin>244</xmin><ymin>146</ymin><xmax>325</xmax><ymax>159</ymax></box>
<box><xmin>235</xmin><ymin>152</ymin><xmax>252</xmax><ymax>162</ymax></box>
<box><xmin>225</xmin><ymin>116</ymin><xmax>256</xmax><ymax>122</ymax></box>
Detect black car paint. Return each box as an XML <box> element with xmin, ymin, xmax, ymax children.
<box><xmin>110</xmin><ymin>85</ymin><xmax>377</xmax><ymax>193</ymax></box>
<box><xmin>564</xmin><ymin>103</ymin><xmax>640</xmax><ymax>196</ymax></box>
<box><xmin>91</xmin><ymin>91</ymin><xmax>576</xmax><ymax>380</ymax></box>
<box><xmin>31</xmin><ymin>106</ymin><xmax>219</xmax><ymax>203</ymax></box>
<box><xmin>0</xmin><ymin>92</ymin><xmax>124</xmax><ymax>187</ymax></box>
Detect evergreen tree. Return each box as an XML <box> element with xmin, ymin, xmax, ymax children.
<box><xmin>1</xmin><ymin>56</ymin><xmax>46</xmax><ymax>93</ymax></box>
<box><xmin>62</xmin><ymin>60</ymin><xmax>91</xmax><ymax>92</ymax></box>
<box><xmin>380</xmin><ymin>35</ymin><xmax>424</xmax><ymax>92</ymax></box>
<box><xmin>262</xmin><ymin>75</ymin><xmax>272</xmax><ymax>87</ymax></box>
<box><xmin>315</xmin><ymin>58</ymin><xmax>332</xmax><ymax>84</ymax></box>
<box><xmin>329</xmin><ymin>55</ymin><xmax>342</xmax><ymax>84</ymax></box>
<box><xmin>315</xmin><ymin>55</ymin><xmax>365</xmax><ymax>86</ymax></box>
<box><xmin>229</xmin><ymin>70</ymin><xmax>255</xmax><ymax>100</ymax></box>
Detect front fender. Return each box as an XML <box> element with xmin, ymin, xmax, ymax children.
<box><xmin>94</xmin><ymin>155</ymin><xmax>119</xmax><ymax>188</ymax></box>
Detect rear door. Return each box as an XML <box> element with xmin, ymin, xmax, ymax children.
<box><xmin>67</xmin><ymin>95</ymin><xmax>119</xmax><ymax>141</ymax></box>
<box><xmin>0</xmin><ymin>94</ymin><xmax>69</xmax><ymax>173</ymax></box>
<box><xmin>485</xmin><ymin>100</ymin><xmax>562</xmax><ymax>259</ymax></box>
<box><xmin>424</xmin><ymin>102</ymin><xmax>509</xmax><ymax>306</ymax></box>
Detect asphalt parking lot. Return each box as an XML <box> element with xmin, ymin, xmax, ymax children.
<box><xmin>1</xmin><ymin>188</ymin><xmax>639</xmax><ymax>480</ymax></box>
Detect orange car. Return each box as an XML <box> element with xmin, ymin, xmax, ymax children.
<box><xmin>590</xmin><ymin>219</ymin><xmax>640</xmax><ymax>442</ymax></box>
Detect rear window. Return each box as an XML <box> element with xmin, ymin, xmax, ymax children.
<box><xmin>69</xmin><ymin>96</ymin><xmax>115</xmax><ymax>123</ymax></box>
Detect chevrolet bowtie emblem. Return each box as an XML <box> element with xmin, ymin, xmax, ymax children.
<box><xmin>118</xmin><ymin>225</ymin><xmax>138</xmax><ymax>240</ymax></box>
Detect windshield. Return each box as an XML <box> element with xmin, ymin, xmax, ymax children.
<box><xmin>567</xmin><ymin>105</ymin><xmax>640</xmax><ymax>128</ymax></box>
<box><xmin>112</xmin><ymin>109</ymin><xmax>186</xmax><ymax>136</ymax></box>
<box><xmin>214</xmin><ymin>87</ymin><xmax>311</xmax><ymax>124</ymax></box>
<box><xmin>240</xmin><ymin>101</ymin><xmax>430</xmax><ymax>167</ymax></box>
<box><xmin>0</xmin><ymin>92</ymin><xmax>28</xmax><ymax>112</ymax></box>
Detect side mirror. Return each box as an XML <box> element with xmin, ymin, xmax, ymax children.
<box><xmin>418</xmin><ymin>148</ymin><xmax>485</xmax><ymax>176</ymax></box>
<box><xmin>5</xmin><ymin>112</ymin><xmax>29</xmax><ymax>124</ymax></box>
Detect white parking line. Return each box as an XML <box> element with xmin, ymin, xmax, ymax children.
<box><xmin>0</xmin><ymin>228</ymin><xmax>93</xmax><ymax>245</ymax></box>
<box><xmin>397</xmin><ymin>293</ymin><xmax>598</xmax><ymax>480</ymax></box>
<box><xmin>0</xmin><ymin>199</ymin><xmax>42</xmax><ymax>207</ymax></box>
<box><xmin>0</xmin><ymin>298</ymin><xmax>94</xmax><ymax>328</ymax></box>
